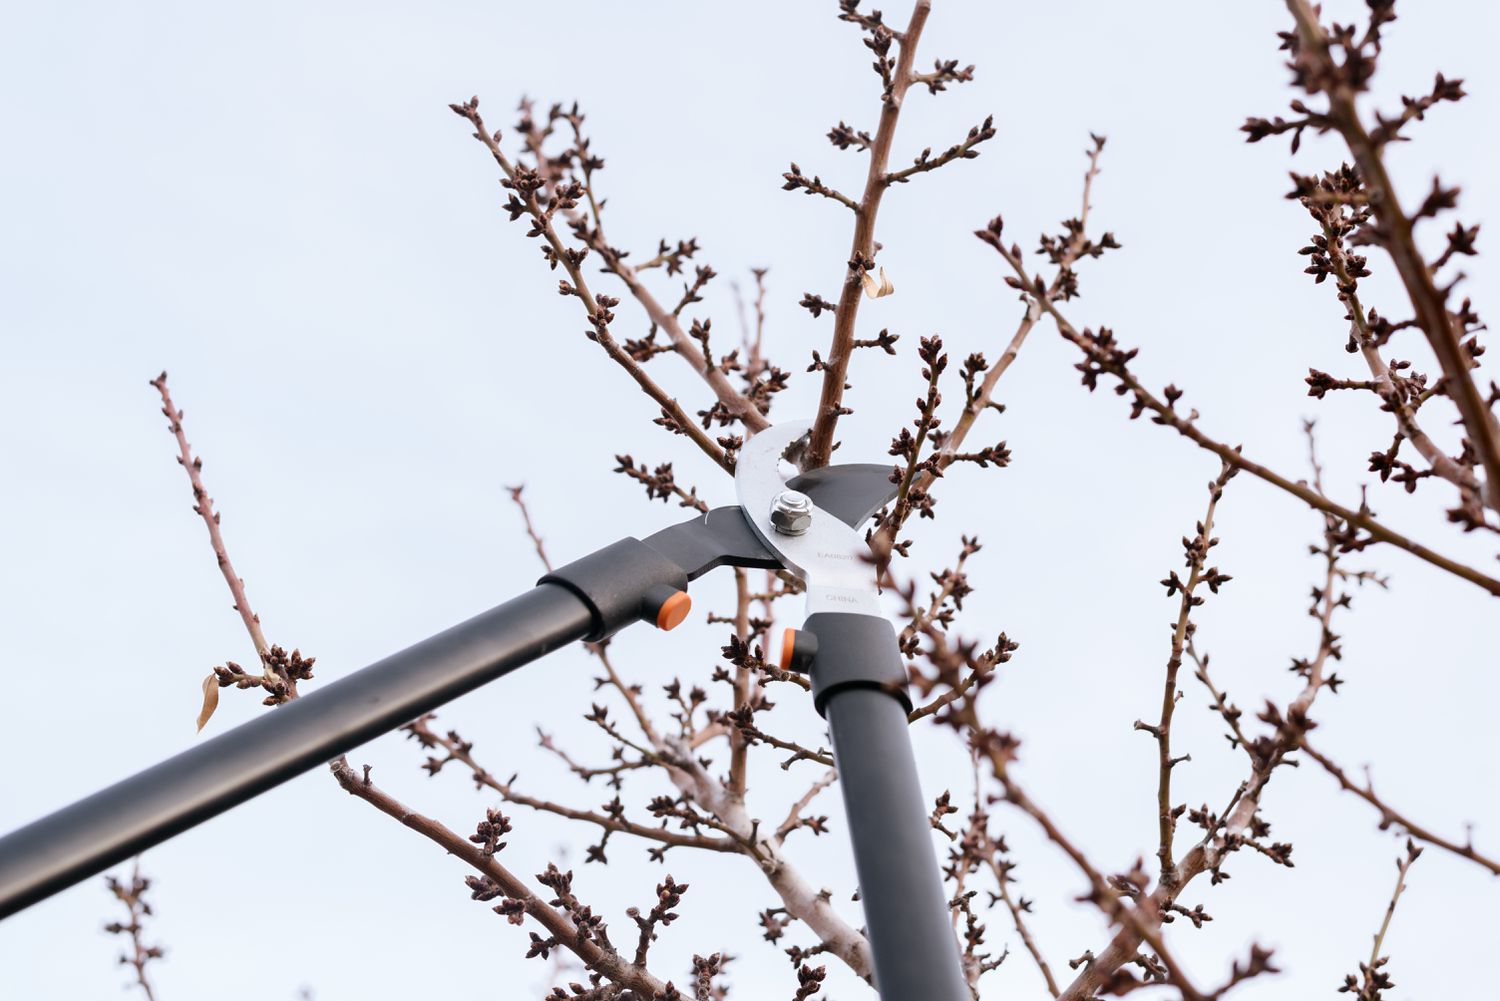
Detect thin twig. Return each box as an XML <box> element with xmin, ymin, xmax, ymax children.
<box><xmin>104</xmin><ymin>859</ymin><xmax>162</xmax><ymax>1001</ymax></box>
<box><xmin>984</xmin><ymin>848</ymin><xmax>1059</xmax><ymax>997</ymax></box>
<box><xmin>1285</xmin><ymin>0</ymin><xmax>1500</xmax><ymax>508</ymax></box>
<box><xmin>330</xmin><ymin>759</ymin><xmax>668</xmax><ymax>996</ymax></box>
<box><xmin>1299</xmin><ymin>739</ymin><xmax>1500</xmax><ymax>875</ymax></box>
<box><xmin>150</xmin><ymin>373</ymin><xmax>269</xmax><ymax>659</ymax></box>
<box><xmin>979</xmin><ymin>239</ymin><xmax>1500</xmax><ymax>596</ymax></box>
<box><xmin>451</xmin><ymin>100</ymin><xmax>734</xmax><ymax>473</ymax></box>
<box><xmin>1139</xmin><ymin>463</ymin><xmax>1232</xmax><ymax>880</ymax></box>
<box><xmin>806</xmin><ymin>0</ymin><xmax>935</xmax><ymax>466</ymax></box>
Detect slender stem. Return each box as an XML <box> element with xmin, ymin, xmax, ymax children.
<box><xmin>984</xmin><ymin>244</ymin><xmax>1500</xmax><ymax>596</ymax></box>
<box><xmin>1145</xmin><ymin>472</ymin><xmax>1226</xmax><ymax>881</ymax></box>
<box><xmin>1369</xmin><ymin>853</ymin><xmax>1413</xmax><ymax>967</ymax></box>
<box><xmin>1316</xmin><ymin>218</ymin><xmax>1488</xmax><ymax>516</ymax></box>
<box><xmin>1050</xmin><ymin>531</ymin><xmax>1344</xmax><ymax>1000</ymax></box>
<box><xmin>1285</xmin><ymin>0</ymin><xmax>1500</xmax><ymax>507</ymax></box>
<box><xmin>331</xmin><ymin>759</ymin><xmax>667</xmax><ymax>996</ymax></box>
<box><xmin>455</xmin><ymin>103</ymin><xmax>733</xmax><ymax>473</ymax></box>
<box><xmin>150</xmin><ymin>374</ymin><xmax>269</xmax><ymax>659</ymax></box>
<box><xmin>806</xmin><ymin>0</ymin><xmax>933</xmax><ymax>467</ymax></box>
<box><xmin>928</xmin><ymin>302</ymin><xmax>1039</xmax><ymax>478</ymax></box>
<box><xmin>597</xmin><ymin>256</ymin><xmax>771</xmax><ymax>434</ymax></box>
<box><xmin>1187</xmin><ymin>637</ymin><xmax>1253</xmax><ymax>758</ymax></box>
<box><xmin>907</xmin><ymin>666</ymin><xmax>987</xmax><ymax>723</ymax></box>
<box><xmin>916</xmin><ymin>139</ymin><xmax>1102</xmax><ymax>493</ymax></box>
<box><xmin>1299</xmin><ymin>739</ymin><xmax>1500</xmax><ymax>875</ymax></box>
<box><xmin>988</xmin><ymin>764</ymin><xmax>1211</xmax><ymax>1001</ymax></box>
<box><xmin>105</xmin><ymin>859</ymin><xmax>161</xmax><ymax>1001</ymax></box>
<box><xmin>985</xmin><ymin>851</ymin><xmax>1060</xmax><ymax>997</ymax></box>
<box><xmin>526</xmin><ymin>107</ymin><xmax>768</xmax><ymax>438</ymax></box>
<box><xmin>775</xmin><ymin>769</ymin><xmax>838</xmax><ymax>844</ymax></box>
<box><xmin>506</xmin><ymin>485</ymin><xmax>553</xmax><ymax>570</ymax></box>
<box><xmin>728</xmin><ymin>569</ymin><xmax>753</xmax><ymax>799</ymax></box>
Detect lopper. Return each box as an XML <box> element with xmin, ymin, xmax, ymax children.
<box><xmin>0</xmin><ymin>419</ymin><xmax>970</xmax><ymax>1000</ymax></box>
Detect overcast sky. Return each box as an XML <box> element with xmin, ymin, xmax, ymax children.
<box><xmin>2</xmin><ymin>2</ymin><xmax>1497</xmax><ymax>999</ymax></box>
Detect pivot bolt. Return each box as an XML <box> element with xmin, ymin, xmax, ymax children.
<box><xmin>770</xmin><ymin>489</ymin><xmax>814</xmax><ymax>536</ymax></box>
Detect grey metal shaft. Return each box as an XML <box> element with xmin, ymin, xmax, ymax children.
<box><xmin>0</xmin><ymin>584</ymin><xmax>593</xmax><ymax>919</ymax></box>
<box><xmin>825</xmin><ymin>687</ymin><xmax>970</xmax><ymax>1001</ymax></box>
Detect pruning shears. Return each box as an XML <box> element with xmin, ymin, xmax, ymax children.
<box><xmin>0</xmin><ymin>420</ymin><xmax>969</xmax><ymax>1000</ymax></box>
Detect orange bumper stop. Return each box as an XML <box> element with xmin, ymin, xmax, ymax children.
<box><xmin>655</xmin><ymin>590</ymin><xmax>692</xmax><ymax>631</ymax></box>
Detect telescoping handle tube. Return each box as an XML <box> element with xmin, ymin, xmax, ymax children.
<box><xmin>0</xmin><ymin>586</ymin><xmax>592</xmax><ymax>919</ymax></box>
<box><xmin>0</xmin><ymin>535</ymin><xmax>695</xmax><ymax>920</ymax></box>
<box><xmin>798</xmin><ymin>612</ymin><xmax>971</xmax><ymax>1001</ymax></box>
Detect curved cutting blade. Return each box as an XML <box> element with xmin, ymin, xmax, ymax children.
<box><xmin>787</xmin><ymin>463</ymin><xmax>898</xmax><ymax>530</ymax></box>
<box><xmin>735</xmin><ymin>420</ymin><xmax>883</xmax><ymax>616</ymax></box>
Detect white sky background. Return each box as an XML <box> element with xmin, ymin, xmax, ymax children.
<box><xmin>2</xmin><ymin>1</ymin><xmax>1497</xmax><ymax>998</ymax></box>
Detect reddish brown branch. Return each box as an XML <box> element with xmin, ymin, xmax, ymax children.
<box><xmin>408</xmin><ymin>717</ymin><xmax>736</xmax><ymax>855</ymax></box>
<box><xmin>450</xmin><ymin>100</ymin><xmax>734</xmax><ymax>473</ymax></box>
<box><xmin>507</xmin><ymin>484</ymin><xmax>553</xmax><ymax>569</ymax></box>
<box><xmin>727</xmin><ymin>569</ymin><xmax>754</xmax><ymax>799</ymax></box>
<box><xmin>985</xmin><ymin>762</ymin><xmax>1214</xmax><ymax>1001</ymax></box>
<box><xmin>978</xmin><ymin>239</ymin><xmax>1500</xmax><ymax>596</ymax></box>
<box><xmin>775</xmin><ymin>769</ymin><xmax>837</xmax><ymax>844</ymax></box>
<box><xmin>1046</xmin><ymin>514</ymin><xmax>1348</xmax><ymax>1000</ymax></box>
<box><xmin>806</xmin><ymin>0</ymin><xmax>934</xmax><ymax>466</ymax></box>
<box><xmin>596</xmin><ymin>256</ymin><xmax>772</xmax><ymax>435</ymax></box>
<box><xmin>330</xmin><ymin>759</ymin><xmax>667</xmax><ymax>996</ymax></box>
<box><xmin>1285</xmin><ymin>0</ymin><xmax>1500</xmax><ymax>509</ymax></box>
<box><xmin>151</xmin><ymin>374</ymin><xmax>312</xmax><ymax>722</ymax></box>
<box><xmin>1141</xmin><ymin>463</ymin><xmax>1234</xmax><ymax>879</ymax></box>
<box><xmin>104</xmin><ymin>860</ymin><xmax>162</xmax><ymax>1001</ymax></box>
<box><xmin>1299</xmin><ymin>740</ymin><xmax>1500</xmax><ymax>876</ymax></box>
<box><xmin>507</xmin><ymin>101</ymin><xmax>771</xmax><ymax>439</ymax></box>
<box><xmin>150</xmin><ymin>373</ymin><xmax>269</xmax><ymax>659</ymax></box>
<box><xmin>1341</xmin><ymin>840</ymin><xmax>1421</xmax><ymax>999</ymax></box>
<box><xmin>1317</xmin><ymin>217</ymin><xmax>1483</xmax><ymax>510</ymax></box>
<box><xmin>893</xmin><ymin>136</ymin><xmax>1105</xmax><ymax>536</ymax></box>
<box><xmin>984</xmin><ymin>847</ymin><xmax>1060</xmax><ymax>997</ymax></box>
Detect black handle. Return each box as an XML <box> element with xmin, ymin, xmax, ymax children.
<box><xmin>0</xmin><ymin>584</ymin><xmax>595</xmax><ymax>919</ymax></box>
<box><xmin>806</xmin><ymin>612</ymin><xmax>970</xmax><ymax>1001</ymax></box>
<box><xmin>0</xmin><ymin>523</ymin><xmax>711</xmax><ymax>921</ymax></box>
<box><xmin>0</xmin><ymin>516</ymin><xmax>971</xmax><ymax>1001</ymax></box>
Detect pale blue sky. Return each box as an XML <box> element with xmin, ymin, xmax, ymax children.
<box><xmin>2</xmin><ymin>2</ymin><xmax>1497</xmax><ymax>999</ymax></box>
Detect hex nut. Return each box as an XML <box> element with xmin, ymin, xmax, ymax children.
<box><xmin>770</xmin><ymin>490</ymin><xmax>814</xmax><ymax>536</ymax></box>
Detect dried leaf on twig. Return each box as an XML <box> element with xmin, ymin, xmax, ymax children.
<box><xmin>860</xmin><ymin>266</ymin><xmax>895</xmax><ymax>299</ymax></box>
<box><xmin>196</xmin><ymin>672</ymin><xmax>220</xmax><ymax>732</ymax></box>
